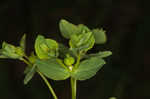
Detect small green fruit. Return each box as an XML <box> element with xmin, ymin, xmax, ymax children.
<box><xmin>64</xmin><ymin>54</ymin><xmax>75</xmax><ymax>66</ymax></box>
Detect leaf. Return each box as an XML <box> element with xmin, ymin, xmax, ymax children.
<box><xmin>35</xmin><ymin>35</ymin><xmax>59</xmax><ymax>59</ymax></box>
<box><xmin>35</xmin><ymin>58</ymin><xmax>70</xmax><ymax>80</ymax></box>
<box><xmin>24</xmin><ymin>66</ymin><xmax>31</xmax><ymax>74</ymax></box>
<box><xmin>0</xmin><ymin>49</ymin><xmax>8</xmax><ymax>58</ymax></box>
<box><xmin>69</xmin><ymin>32</ymin><xmax>95</xmax><ymax>53</ymax></box>
<box><xmin>83</xmin><ymin>51</ymin><xmax>112</xmax><ymax>59</ymax></box>
<box><xmin>59</xmin><ymin>19</ymin><xmax>80</xmax><ymax>39</ymax></box>
<box><xmin>58</xmin><ymin>44</ymin><xmax>69</xmax><ymax>58</ymax></box>
<box><xmin>92</xmin><ymin>28</ymin><xmax>107</xmax><ymax>44</ymax></box>
<box><xmin>77</xmin><ymin>24</ymin><xmax>90</xmax><ymax>33</ymax></box>
<box><xmin>77</xmin><ymin>33</ymin><xmax>95</xmax><ymax>52</ymax></box>
<box><xmin>97</xmin><ymin>51</ymin><xmax>112</xmax><ymax>58</ymax></box>
<box><xmin>20</xmin><ymin>34</ymin><xmax>26</xmax><ymax>51</ymax></box>
<box><xmin>72</xmin><ymin>57</ymin><xmax>105</xmax><ymax>80</ymax></box>
<box><xmin>24</xmin><ymin>65</ymin><xmax>36</xmax><ymax>85</ymax></box>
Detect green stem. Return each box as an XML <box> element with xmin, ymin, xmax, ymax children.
<box><xmin>22</xmin><ymin>58</ymin><xmax>58</xmax><ymax>99</ymax></box>
<box><xmin>24</xmin><ymin>55</ymin><xmax>29</xmax><ymax>60</ymax></box>
<box><xmin>74</xmin><ymin>54</ymin><xmax>81</xmax><ymax>69</ymax></box>
<box><xmin>71</xmin><ymin>77</ymin><xmax>77</xmax><ymax>99</ymax></box>
<box><xmin>38</xmin><ymin>71</ymin><xmax>58</xmax><ymax>99</ymax></box>
<box><xmin>21</xmin><ymin>58</ymin><xmax>31</xmax><ymax>66</ymax></box>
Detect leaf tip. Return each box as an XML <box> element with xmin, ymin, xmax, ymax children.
<box><xmin>60</xmin><ymin>19</ymin><xmax>68</xmax><ymax>24</ymax></box>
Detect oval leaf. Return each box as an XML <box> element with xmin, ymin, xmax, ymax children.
<box><xmin>24</xmin><ymin>65</ymin><xmax>36</xmax><ymax>85</ymax></box>
<box><xmin>97</xmin><ymin>51</ymin><xmax>112</xmax><ymax>58</ymax></box>
<box><xmin>20</xmin><ymin>34</ymin><xmax>26</xmax><ymax>51</ymax></box>
<box><xmin>72</xmin><ymin>57</ymin><xmax>105</xmax><ymax>80</ymax></box>
<box><xmin>59</xmin><ymin>19</ymin><xmax>80</xmax><ymax>39</ymax></box>
<box><xmin>92</xmin><ymin>28</ymin><xmax>107</xmax><ymax>44</ymax></box>
<box><xmin>77</xmin><ymin>24</ymin><xmax>90</xmax><ymax>33</ymax></box>
<box><xmin>35</xmin><ymin>58</ymin><xmax>70</xmax><ymax>80</ymax></box>
<box><xmin>83</xmin><ymin>51</ymin><xmax>112</xmax><ymax>59</ymax></box>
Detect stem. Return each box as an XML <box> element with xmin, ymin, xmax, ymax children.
<box><xmin>24</xmin><ymin>55</ymin><xmax>29</xmax><ymax>60</ymax></box>
<box><xmin>21</xmin><ymin>58</ymin><xmax>31</xmax><ymax>66</ymax></box>
<box><xmin>74</xmin><ymin>54</ymin><xmax>81</xmax><ymax>69</ymax></box>
<box><xmin>38</xmin><ymin>71</ymin><xmax>58</xmax><ymax>99</ymax></box>
<box><xmin>71</xmin><ymin>77</ymin><xmax>77</xmax><ymax>99</ymax></box>
<box><xmin>22</xmin><ymin>58</ymin><xmax>58</xmax><ymax>99</ymax></box>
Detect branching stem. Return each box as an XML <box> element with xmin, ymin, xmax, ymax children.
<box><xmin>22</xmin><ymin>57</ymin><xmax>58</xmax><ymax>99</ymax></box>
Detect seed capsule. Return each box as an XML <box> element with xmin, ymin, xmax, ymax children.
<box><xmin>64</xmin><ymin>54</ymin><xmax>75</xmax><ymax>66</ymax></box>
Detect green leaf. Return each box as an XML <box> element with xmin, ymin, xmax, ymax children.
<box><xmin>20</xmin><ymin>34</ymin><xmax>26</xmax><ymax>51</ymax></box>
<box><xmin>59</xmin><ymin>19</ymin><xmax>80</xmax><ymax>39</ymax></box>
<box><xmin>83</xmin><ymin>51</ymin><xmax>112</xmax><ymax>59</ymax></box>
<box><xmin>92</xmin><ymin>28</ymin><xmax>107</xmax><ymax>44</ymax></box>
<box><xmin>24</xmin><ymin>66</ymin><xmax>31</xmax><ymax>74</ymax></box>
<box><xmin>24</xmin><ymin>65</ymin><xmax>36</xmax><ymax>85</ymax></box>
<box><xmin>35</xmin><ymin>58</ymin><xmax>70</xmax><ymax>80</ymax></box>
<box><xmin>77</xmin><ymin>33</ymin><xmax>95</xmax><ymax>52</ymax></box>
<box><xmin>96</xmin><ymin>51</ymin><xmax>112</xmax><ymax>58</ymax></box>
<box><xmin>59</xmin><ymin>44</ymin><xmax>70</xmax><ymax>58</ymax></box>
<box><xmin>72</xmin><ymin>57</ymin><xmax>105</xmax><ymax>80</ymax></box>
<box><xmin>35</xmin><ymin>35</ymin><xmax>59</xmax><ymax>59</ymax></box>
<box><xmin>77</xmin><ymin>24</ymin><xmax>90</xmax><ymax>33</ymax></box>
<box><xmin>0</xmin><ymin>42</ymin><xmax>23</xmax><ymax>59</ymax></box>
<box><xmin>77</xmin><ymin>24</ymin><xmax>91</xmax><ymax>33</ymax></box>
<box><xmin>0</xmin><ymin>49</ymin><xmax>8</xmax><ymax>58</ymax></box>
<box><xmin>69</xmin><ymin>32</ymin><xmax>95</xmax><ymax>53</ymax></box>
<box><xmin>59</xmin><ymin>19</ymin><xmax>92</xmax><ymax>39</ymax></box>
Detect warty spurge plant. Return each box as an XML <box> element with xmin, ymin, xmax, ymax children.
<box><xmin>0</xmin><ymin>19</ymin><xmax>112</xmax><ymax>99</ymax></box>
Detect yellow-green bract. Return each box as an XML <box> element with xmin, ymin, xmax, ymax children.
<box><xmin>59</xmin><ymin>19</ymin><xmax>107</xmax><ymax>44</ymax></box>
<box><xmin>0</xmin><ymin>42</ymin><xmax>24</xmax><ymax>59</ymax></box>
<box><xmin>35</xmin><ymin>35</ymin><xmax>59</xmax><ymax>59</ymax></box>
<box><xmin>69</xmin><ymin>32</ymin><xmax>95</xmax><ymax>53</ymax></box>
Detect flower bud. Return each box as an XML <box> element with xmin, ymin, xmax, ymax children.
<box><xmin>0</xmin><ymin>42</ymin><xmax>24</xmax><ymax>59</ymax></box>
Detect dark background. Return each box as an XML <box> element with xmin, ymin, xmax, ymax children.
<box><xmin>0</xmin><ymin>0</ymin><xmax>149</xmax><ymax>99</ymax></box>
